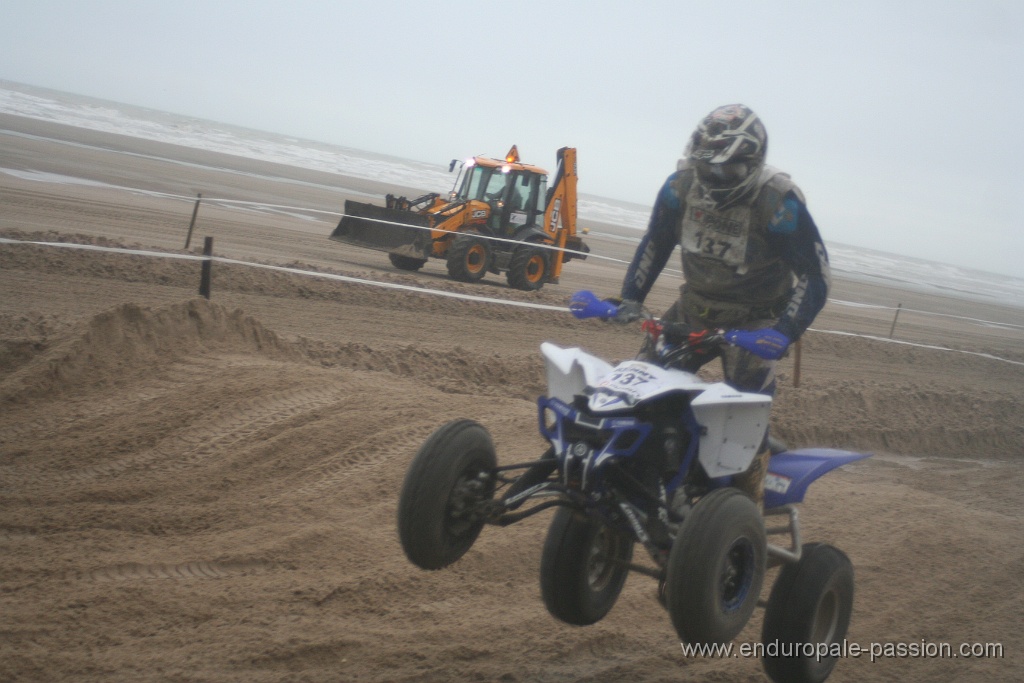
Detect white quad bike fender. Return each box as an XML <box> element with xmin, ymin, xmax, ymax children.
<box><xmin>540</xmin><ymin>342</ymin><xmax>614</xmax><ymax>403</ymax></box>
<box><xmin>540</xmin><ymin>343</ymin><xmax>771</xmax><ymax>479</ymax></box>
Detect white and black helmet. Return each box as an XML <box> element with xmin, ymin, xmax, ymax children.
<box><xmin>685</xmin><ymin>104</ymin><xmax>768</xmax><ymax>208</ymax></box>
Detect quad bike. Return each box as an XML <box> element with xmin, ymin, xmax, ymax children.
<box><xmin>397</xmin><ymin>291</ymin><xmax>871</xmax><ymax>683</ymax></box>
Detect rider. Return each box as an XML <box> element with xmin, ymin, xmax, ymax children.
<box><xmin>613</xmin><ymin>104</ymin><xmax>831</xmax><ymax>505</ymax></box>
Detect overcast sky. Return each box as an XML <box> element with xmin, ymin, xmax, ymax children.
<box><xmin>1</xmin><ymin>0</ymin><xmax>1022</xmax><ymax>278</ymax></box>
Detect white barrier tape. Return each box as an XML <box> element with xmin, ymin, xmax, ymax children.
<box><xmin>4</xmin><ymin>170</ymin><xmax>605</xmax><ymax>263</ymax></box>
<box><xmin>333</xmin><ymin>209</ymin><xmax>621</xmax><ymax>264</ymax></box>
<box><xmin>1</xmin><ymin>166</ymin><xmax>680</xmax><ymax>277</ymax></box>
<box><xmin>212</xmin><ymin>256</ymin><xmax>569</xmax><ymax>311</ymax></box>
<box><xmin>177</xmin><ymin>192</ymin><xmax>687</xmax><ymax>279</ymax></box>
<box><xmin>202</xmin><ymin>198</ymin><xmax>650</xmax><ymax>269</ymax></box>
<box><xmin>828</xmin><ymin>298</ymin><xmax>1024</xmax><ymax>331</ymax></box>
<box><xmin>807</xmin><ymin>328</ymin><xmax>1024</xmax><ymax>367</ymax></box>
<box><xmin>0</xmin><ymin>166</ymin><xmax>344</xmax><ymax>217</ymax></box>
<box><xmin>0</xmin><ymin>238</ymin><xmax>567</xmax><ymax>311</ymax></box>
<box><xmin>0</xmin><ymin>238</ymin><xmax>207</xmax><ymax>261</ymax></box>
<box><xmin>2</xmin><ymin>237</ymin><xmax>1021</xmax><ymax>366</ymax></box>
<box><xmin>202</xmin><ymin>197</ymin><xmax>343</xmax><ymax>217</ymax></box>
<box><xmin>7</xmin><ymin>163</ymin><xmax>1018</xmax><ymax>307</ymax></box>
<box><xmin>130</xmin><ymin>190</ymin><xmax>634</xmax><ymax>265</ymax></box>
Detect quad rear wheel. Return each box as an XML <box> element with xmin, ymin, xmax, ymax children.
<box><xmin>397</xmin><ymin>419</ymin><xmax>497</xmax><ymax>570</ymax></box>
<box><xmin>665</xmin><ymin>488</ymin><xmax>766</xmax><ymax>645</ymax></box>
<box><xmin>761</xmin><ymin>543</ymin><xmax>855</xmax><ymax>683</ymax></box>
<box><xmin>540</xmin><ymin>508</ymin><xmax>634</xmax><ymax>625</ymax></box>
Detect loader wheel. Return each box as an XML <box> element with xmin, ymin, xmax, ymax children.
<box><xmin>389</xmin><ymin>253</ymin><xmax>427</xmax><ymax>271</ymax></box>
<box><xmin>507</xmin><ymin>245</ymin><xmax>549</xmax><ymax>291</ymax></box>
<box><xmin>447</xmin><ymin>235</ymin><xmax>491</xmax><ymax>282</ymax></box>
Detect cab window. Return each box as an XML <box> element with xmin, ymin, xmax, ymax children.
<box><xmin>460</xmin><ymin>165</ymin><xmax>505</xmax><ymax>202</ymax></box>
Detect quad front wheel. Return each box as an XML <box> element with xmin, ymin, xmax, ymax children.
<box><xmin>540</xmin><ymin>508</ymin><xmax>634</xmax><ymax>625</ymax></box>
<box><xmin>665</xmin><ymin>488</ymin><xmax>766</xmax><ymax>645</ymax></box>
<box><xmin>761</xmin><ymin>543</ymin><xmax>855</xmax><ymax>683</ymax></box>
<box><xmin>397</xmin><ymin>419</ymin><xmax>497</xmax><ymax>570</ymax></box>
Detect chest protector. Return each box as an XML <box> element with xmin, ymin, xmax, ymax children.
<box><xmin>672</xmin><ymin>165</ymin><xmax>804</xmax><ymax>314</ymax></box>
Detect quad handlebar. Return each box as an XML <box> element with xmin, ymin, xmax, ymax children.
<box><xmin>569</xmin><ymin>290</ymin><xmax>792</xmax><ymax>364</ymax></box>
<box><xmin>569</xmin><ymin>290</ymin><xmax>725</xmax><ymax>370</ymax></box>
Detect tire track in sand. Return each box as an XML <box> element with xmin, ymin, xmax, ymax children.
<box><xmin>0</xmin><ymin>355</ymin><xmax>271</xmax><ymax>450</ymax></box>
<box><xmin>2</xmin><ymin>383</ymin><xmax>349</xmax><ymax>488</ymax></box>
<box><xmin>264</xmin><ymin>419</ymin><xmax>439</xmax><ymax>504</ymax></box>
<box><xmin>67</xmin><ymin>558</ymin><xmax>274</xmax><ymax>582</ymax></box>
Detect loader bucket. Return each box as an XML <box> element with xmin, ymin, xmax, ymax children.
<box><xmin>330</xmin><ymin>200</ymin><xmax>434</xmax><ymax>260</ymax></box>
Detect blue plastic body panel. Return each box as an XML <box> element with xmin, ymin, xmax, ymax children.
<box><xmin>764</xmin><ymin>448</ymin><xmax>872</xmax><ymax>509</ymax></box>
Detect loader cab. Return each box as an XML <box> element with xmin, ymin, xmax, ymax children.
<box><xmin>456</xmin><ymin>157</ymin><xmax>547</xmax><ymax>235</ymax></box>
<box><xmin>498</xmin><ymin>170</ymin><xmax>546</xmax><ymax>234</ymax></box>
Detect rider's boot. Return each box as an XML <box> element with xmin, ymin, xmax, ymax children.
<box><xmin>734</xmin><ymin>447</ymin><xmax>770</xmax><ymax>509</ymax></box>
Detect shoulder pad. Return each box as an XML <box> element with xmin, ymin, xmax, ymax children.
<box><xmin>668</xmin><ymin>167</ymin><xmax>695</xmax><ymax>202</ymax></box>
<box><xmin>759</xmin><ymin>165</ymin><xmax>806</xmax><ymax>204</ymax></box>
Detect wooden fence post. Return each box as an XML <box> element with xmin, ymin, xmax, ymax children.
<box><xmin>889</xmin><ymin>303</ymin><xmax>902</xmax><ymax>339</ymax></box>
<box><xmin>184</xmin><ymin>193</ymin><xmax>202</xmax><ymax>249</ymax></box>
<box><xmin>199</xmin><ymin>236</ymin><xmax>213</xmax><ymax>299</ymax></box>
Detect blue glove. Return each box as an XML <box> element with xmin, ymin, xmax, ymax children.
<box><xmin>612</xmin><ymin>299</ymin><xmax>642</xmax><ymax>324</ymax></box>
<box><xmin>724</xmin><ymin>328</ymin><xmax>791</xmax><ymax>360</ymax></box>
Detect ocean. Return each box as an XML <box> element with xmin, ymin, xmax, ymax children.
<box><xmin>2</xmin><ymin>80</ymin><xmax>1022</xmax><ymax>311</ymax></box>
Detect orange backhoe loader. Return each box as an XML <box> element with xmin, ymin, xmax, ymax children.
<box><xmin>329</xmin><ymin>146</ymin><xmax>588</xmax><ymax>290</ymax></box>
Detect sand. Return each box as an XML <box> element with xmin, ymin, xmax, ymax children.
<box><xmin>1</xmin><ymin>114</ymin><xmax>1022</xmax><ymax>683</ymax></box>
